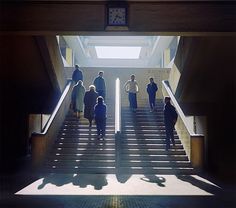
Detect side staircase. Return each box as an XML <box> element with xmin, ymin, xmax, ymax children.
<box><xmin>43</xmin><ymin>104</ymin><xmax>116</xmax><ymax>174</ymax></box>
<box><xmin>119</xmin><ymin>100</ymin><xmax>194</xmax><ymax>174</ymax></box>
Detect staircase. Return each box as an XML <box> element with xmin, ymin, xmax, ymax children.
<box><xmin>119</xmin><ymin>100</ymin><xmax>194</xmax><ymax>174</ymax></box>
<box><xmin>43</xmin><ymin>103</ymin><xmax>116</xmax><ymax>174</ymax></box>
<box><xmin>43</xmin><ymin>99</ymin><xmax>193</xmax><ymax>175</ymax></box>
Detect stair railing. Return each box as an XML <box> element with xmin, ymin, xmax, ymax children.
<box><xmin>162</xmin><ymin>80</ymin><xmax>204</xmax><ymax>169</ymax></box>
<box><xmin>115</xmin><ymin>78</ymin><xmax>121</xmax><ymax>134</ymax></box>
<box><xmin>31</xmin><ymin>80</ymin><xmax>73</xmax><ymax>168</ymax></box>
<box><xmin>115</xmin><ymin>78</ymin><xmax>121</xmax><ymax>171</ymax></box>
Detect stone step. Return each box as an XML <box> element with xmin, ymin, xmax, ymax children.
<box><xmin>58</xmin><ymin>133</ymin><xmax>115</xmax><ymax>138</ymax></box>
<box><xmin>59</xmin><ymin>129</ymin><xmax>115</xmax><ymax>134</ymax></box>
<box><xmin>48</xmin><ymin>153</ymin><xmax>115</xmax><ymax>160</ymax></box>
<box><xmin>121</xmin><ymin>149</ymin><xmax>185</xmax><ymax>155</ymax></box>
<box><xmin>121</xmin><ymin>115</ymin><xmax>164</xmax><ymax>120</ymax></box>
<box><xmin>120</xmin><ymin>154</ymin><xmax>189</xmax><ymax>161</ymax></box>
<box><xmin>64</xmin><ymin>118</ymin><xmax>115</xmax><ymax>122</ymax></box>
<box><xmin>120</xmin><ymin>160</ymin><xmax>192</xmax><ymax>168</ymax></box>
<box><xmin>51</xmin><ymin>148</ymin><xmax>115</xmax><ymax>154</ymax></box>
<box><xmin>122</xmin><ymin>121</ymin><xmax>165</xmax><ymax>125</ymax></box>
<box><xmin>121</xmin><ymin>144</ymin><xmax>183</xmax><ymax>149</ymax></box>
<box><xmin>54</xmin><ymin>143</ymin><xmax>115</xmax><ymax>148</ymax></box>
<box><xmin>121</xmin><ymin>130</ymin><xmax>169</xmax><ymax>134</ymax></box>
<box><xmin>120</xmin><ymin>139</ymin><xmax>181</xmax><ymax>144</ymax></box>
<box><xmin>121</xmin><ymin>113</ymin><xmax>164</xmax><ymax>117</ymax></box>
<box><xmin>118</xmin><ymin>167</ymin><xmax>195</xmax><ymax>175</ymax></box>
<box><xmin>121</xmin><ymin>133</ymin><xmax>177</xmax><ymax>138</ymax></box>
<box><xmin>61</xmin><ymin>124</ymin><xmax>115</xmax><ymax>128</ymax></box>
<box><xmin>56</xmin><ymin>137</ymin><xmax>115</xmax><ymax>143</ymax></box>
<box><xmin>121</xmin><ymin>112</ymin><xmax>164</xmax><ymax>116</ymax></box>
<box><xmin>62</xmin><ymin>122</ymin><xmax>115</xmax><ymax>127</ymax></box>
<box><xmin>43</xmin><ymin>166</ymin><xmax>116</xmax><ymax>174</ymax></box>
<box><xmin>122</xmin><ymin>107</ymin><xmax>164</xmax><ymax>111</ymax></box>
<box><xmin>122</xmin><ymin>126</ymin><xmax>166</xmax><ymax>130</ymax></box>
<box><xmin>45</xmin><ymin>160</ymin><xmax>116</xmax><ymax>167</ymax></box>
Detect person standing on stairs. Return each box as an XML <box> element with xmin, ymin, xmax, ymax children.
<box><xmin>71</xmin><ymin>80</ymin><xmax>86</xmax><ymax>119</ymax></box>
<box><xmin>84</xmin><ymin>85</ymin><xmax>98</xmax><ymax>127</ymax></box>
<box><xmin>147</xmin><ymin>77</ymin><xmax>158</xmax><ymax>112</ymax></box>
<box><xmin>163</xmin><ymin>96</ymin><xmax>178</xmax><ymax>151</ymax></box>
<box><xmin>124</xmin><ymin>74</ymin><xmax>139</xmax><ymax>112</ymax></box>
<box><xmin>72</xmin><ymin>64</ymin><xmax>83</xmax><ymax>84</ymax></box>
<box><xmin>93</xmin><ymin>71</ymin><xmax>106</xmax><ymax>101</ymax></box>
<box><xmin>94</xmin><ymin>96</ymin><xmax>107</xmax><ymax>140</ymax></box>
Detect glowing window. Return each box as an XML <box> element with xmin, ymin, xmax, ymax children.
<box><xmin>95</xmin><ymin>46</ymin><xmax>141</xmax><ymax>59</ymax></box>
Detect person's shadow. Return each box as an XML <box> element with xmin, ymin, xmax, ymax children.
<box><xmin>73</xmin><ymin>174</ymin><xmax>108</xmax><ymax>190</ymax></box>
<box><xmin>140</xmin><ymin>175</ymin><xmax>166</xmax><ymax>187</ymax></box>
<box><xmin>38</xmin><ymin>173</ymin><xmax>74</xmax><ymax>189</ymax></box>
<box><xmin>176</xmin><ymin>175</ymin><xmax>222</xmax><ymax>195</ymax></box>
<box><xmin>115</xmin><ymin>172</ymin><xmax>132</xmax><ymax>184</ymax></box>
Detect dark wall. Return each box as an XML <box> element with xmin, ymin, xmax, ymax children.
<box><xmin>0</xmin><ymin>36</ymin><xmax>61</xmax><ymax>171</ymax></box>
<box><xmin>174</xmin><ymin>37</ymin><xmax>236</xmax><ymax>182</ymax></box>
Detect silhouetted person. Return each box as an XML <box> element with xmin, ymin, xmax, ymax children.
<box><xmin>163</xmin><ymin>96</ymin><xmax>178</xmax><ymax>150</ymax></box>
<box><xmin>93</xmin><ymin>71</ymin><xmax>106</xmax><ymax>100</ymax></box>
<box><xmin>84</xmin><ymin>85</ymin><xmax>98</xmax><ymax>127</ymax></box>
<box><xmin>71</xmin><ymin>80</ymin><xmax>85</xmax><ymax>119</ymax></box>
<box><xmin>72</xmin><ymin>64</ymin><xmax>83</xmax><ymax>84</ymax></box>
<box><xmin>94</xmin><ymin>96</ymin><xmax>107</xmax><ymax>140</ymax></box>
<box><xmin>124</xmin><ymin>74</ymin><xmax>139</xmax><ymax>112</ymax></box>
<box><xmin>147</xmin><ymin>77</ymin><xmax>158</xmax><ymax>112</ymax></box>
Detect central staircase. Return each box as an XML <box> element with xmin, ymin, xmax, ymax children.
<box><xmin>43</xmin><ymin>100</ymin><xmax>193</xmax><ymax>175</ymax></box>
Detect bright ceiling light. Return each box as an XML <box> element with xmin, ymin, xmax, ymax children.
<box><xmin>95</xmin><ymin>46</ymin><xmax>141</xmax><ymax>59</ymax></box>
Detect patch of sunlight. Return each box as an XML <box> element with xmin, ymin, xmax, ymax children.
<box><xmin>15</xmin><ymin>174</ymin><xmax>220</xmax><ymax>196</ymax></box>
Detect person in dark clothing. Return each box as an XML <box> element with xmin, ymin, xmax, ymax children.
<box><xmin>163</xmin><ymin>96</ymin><xmax>178</xmax><ymax>151</ymax></box>
<box><xmin>147</xmin><ymin>77</ymin><xmax>158</xmax><ymax>112</ymax></box>
<box><xmin>84</xmin><ymin>85</ymin><xmax>98</xmax><ymax>127</ymax></box>
<box><xmin>93</xmin><ymin>71</ymin><xmax>106</xmax><ymax>100</ymax></box>
<box><xmin>94</xmin><ymin>96</ymin><xmax>107</xmax><ymax>139</ymax></box>
<box><xmin>72</xmin><ymin>64</ymin><xmax>83</xmax><ymax>84</ymax></box>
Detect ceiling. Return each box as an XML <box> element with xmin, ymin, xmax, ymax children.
<box><xmin>62</xmin><ymin>35</ymin><xmax>176</xmax><ymax>68</ymax></box>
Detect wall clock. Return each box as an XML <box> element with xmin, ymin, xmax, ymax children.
<box><xmin>107</xmin><ymin>5</ymin><xmax>128</xmax><ymax>26</ymax></box>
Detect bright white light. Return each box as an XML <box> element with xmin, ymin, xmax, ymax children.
<box><xmin>95</xmin><ymin>46</ymin><xmax>141</xmax><ymax>59</ymax></box>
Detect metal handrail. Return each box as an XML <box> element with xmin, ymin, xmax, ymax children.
<box><xmin>33</xmin><ymin>81</ymin><xmax>72</xmax><ymax>135</ymax></box>
<box><xmin>115</xmin><ymin>78</ymin><xmax>121</xmax><ymax>134</ymax></box>
<box><xmin>162</xmin><ymin>80</ymin><xmax>203</xmax><ymax>136</ymax></box>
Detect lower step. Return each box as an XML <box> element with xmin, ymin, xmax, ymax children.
<box><xmin>45</xmin><ymin>160</ymin><xmax>115</xmax><ymax>167</ymax></box>
<box><xmin>42</xmin><ymin>167</ymin><xmax>116</xmax><ymax>174</ymax></box>
<box><xmin>120</xmin><ymin>161</ymin><xmax>192</xmax><ymax>168</ymax></box>
<box><xmin>119</xmin><ymin>167</ymin><xmax>195</xmax><ymax>174</ymax></box>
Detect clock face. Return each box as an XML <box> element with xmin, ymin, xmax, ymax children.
<box><xmin>108</xmin><ymin>7</ymin><xmax>127</xmax><ymax>26</ymax></box>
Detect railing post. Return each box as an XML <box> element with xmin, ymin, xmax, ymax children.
<box><xmin>191</xmin><ymin>135</ymin><xmax>204</xmax><ymax>169</ymax></box>
<box><xmin>31</xmin><ymin>134</ymin><xmax>47</xmax><ymax>169</ymax></box>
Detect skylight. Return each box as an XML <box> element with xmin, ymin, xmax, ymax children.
<box><xmin>95</xmin><ymin>46</ymin><xmax>141</xmax><ymax>59</ymax></box>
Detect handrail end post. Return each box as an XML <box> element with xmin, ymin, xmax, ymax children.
<box><xmin>191</xmin><ymin>135</ymin><xmax>205</xmax><ymax>169</ymax></box>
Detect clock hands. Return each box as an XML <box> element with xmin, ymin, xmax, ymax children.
<box><xmin>113</xmin><ymin>14</ymin><xmax>124</xmax><ymax>23</ymax></box>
